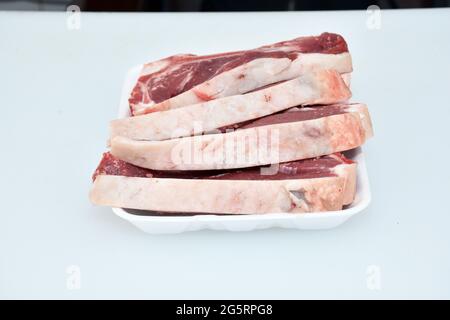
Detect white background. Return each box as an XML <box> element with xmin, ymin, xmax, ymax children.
<box><xmin>1</xmin><ymin>8</ymin><xmax>450</xmax><ymax>299</ymax></box>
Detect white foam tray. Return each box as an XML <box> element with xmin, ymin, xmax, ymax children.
<box><xmin>111</xmin><ymin>66</ymin><xmax>371</xmax><ymax>234</ymax></box>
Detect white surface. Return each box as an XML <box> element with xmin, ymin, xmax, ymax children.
<box><xmin>1</xmin><ymin>9</ymin><xmax>450</xmax><ymax>299</ymax></box>
<box><xmin>113</xmin><ymin>66</ymin><xmax>371</xmax><ymax>233</ymax></box>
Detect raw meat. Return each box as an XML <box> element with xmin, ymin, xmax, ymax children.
<box><xmin>89</xmin><ymin>32</ymin><xmax>374</xmax><ymax>216</ymax></box>
<box><xmin>109</xmin><ymin>103</ymin><xmax>372</xmax><ymax>171</ymax></box>
<box><xmin>112</xmin><ymin>69</ymin><xmax>351</xmax><ymax>142</ymax></box>
<box><xmin>129</xmin><ymin>32</ymin><xmax>352</xmax><ymax>115</ymax></box>
<box><xmin>90</xmin><ymin>153</ymin><xmax>356</xmax><ymax>214</ymax></box>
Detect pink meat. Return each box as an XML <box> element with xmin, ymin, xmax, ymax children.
<box><xmin>92</xmin><ymin>152</ymin><xmax>353</xmax><ymax>182</ymax></box>
<box><xmin>129</xmin><ymin>32</ymin><xmax>349</xmax><ymax>115</ymax></box>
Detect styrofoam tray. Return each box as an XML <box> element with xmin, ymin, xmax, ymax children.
<box><xmin>111</xmin><ymin>65</ymin><xmax>371</xmax><ymax>234</ymax></box>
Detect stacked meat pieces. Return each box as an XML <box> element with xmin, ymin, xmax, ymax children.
<box><xmin>90</xmin><ymin>32</ymin><xmax>373</xmax><ymax>214</ymax></box>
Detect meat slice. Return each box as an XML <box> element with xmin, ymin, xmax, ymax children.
<box><xmin>90</xmin><ymin>152</ymin><xmax>356</xmax><ymax>214</ymax></box>
<box><xmin>110</xmin><ymin>103</ymin><xmax>372</xmax><ymax>171</ymax></box>
<box><xmin>129</xmin><ymin>32</ymin><xmax>352</xmax><ymax>115</ymax></box>
<box><xmin>111</xmin><ymin>69</ymin><xmax>351</xmax><ymax>142</ymax></box>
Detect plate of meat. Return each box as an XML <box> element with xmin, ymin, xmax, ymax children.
<box><xmin>89</xmin><ymin>33</ymin><xmax>373</xmax><ymax>233</ymax></box>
